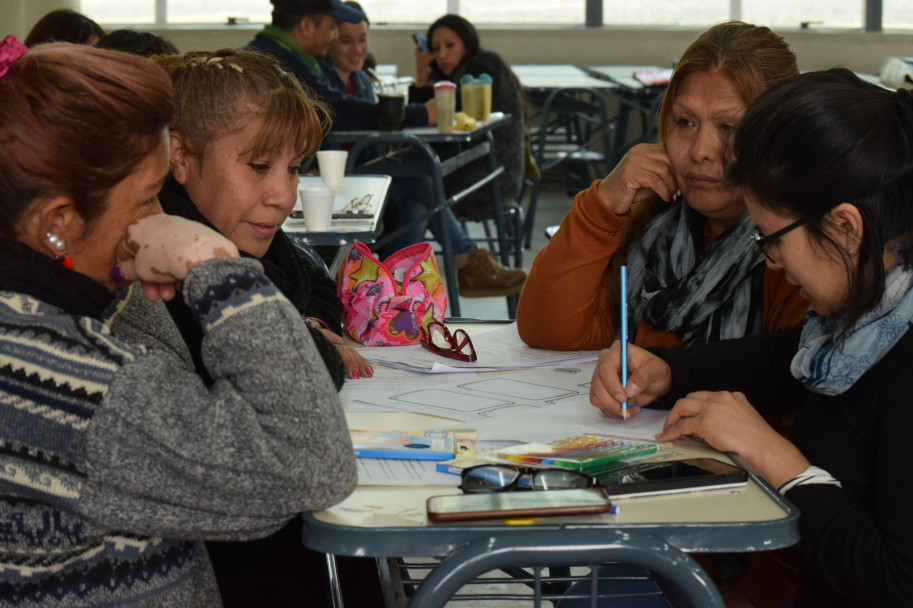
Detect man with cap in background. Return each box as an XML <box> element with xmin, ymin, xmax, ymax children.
<box><xmin>246</xmin><ymin>0</ymin><xmax>434</xmax><ymax>130</ymax></box>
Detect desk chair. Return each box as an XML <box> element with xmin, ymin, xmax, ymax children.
<box><xmin>401</xmin><ymin>529</ymin><xmax>724</xmax><ymax>608</ymax></box>
<box><xmin>523</xmin><ymin>87</ymin><xmax>614</xmax><ymax>249</ymax></box>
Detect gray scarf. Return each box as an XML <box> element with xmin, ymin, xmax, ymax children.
<box><xmin>624</xmin><ymin>199</ymin><xmax>766</xmax><ymax>345</ymax></box>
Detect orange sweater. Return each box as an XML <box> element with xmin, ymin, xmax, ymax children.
<box><xmin>517</xmin><ymin>180</ymin><xmax>809</xmax><ymax>350</ymax></box>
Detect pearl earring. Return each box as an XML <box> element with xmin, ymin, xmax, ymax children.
<box><xmin>46</xmin><ymin>232</ymin><xmax>74</xmax><ymax>270</ymax></box>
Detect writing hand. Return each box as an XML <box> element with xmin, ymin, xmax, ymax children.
<box><xmin>590</xmin><ymin>341</ymin><xmax>671</xmax><ymax>418</ymax></box>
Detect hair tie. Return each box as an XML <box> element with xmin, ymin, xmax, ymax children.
<box><xmin>0</xmin><ymin>35</ymin><xmax>27</xmax><ymax>80</ymax></box>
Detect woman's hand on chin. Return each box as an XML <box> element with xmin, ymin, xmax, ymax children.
<box><xmin>114</xmin><ymin>214</ymin><xmax>239</xmax><ymax>301</ymax></box>
<box><xmin>597</xmin><ymin>143</ymin><xmax>679</xmax><ymax>215</ymax></box>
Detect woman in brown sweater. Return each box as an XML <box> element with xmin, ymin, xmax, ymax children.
<box><xmin>517</xmin><ymin>22</ymin><xmax>809</xmax><ymax>351</ymax></box>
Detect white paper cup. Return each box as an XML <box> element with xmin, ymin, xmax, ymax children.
<box><xmin>297</xmin><ymin>186</ymin><xmax>336</xmax><ymax>231</ymax></box>
<box><xmin>316</xmin><ymin>150</ymin><xmax>347</xmax><ymax>191</ymax></box>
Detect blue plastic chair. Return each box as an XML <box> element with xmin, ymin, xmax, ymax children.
<box><xmin>406</xmin><ymin>529</ymin><xmax>724</xmax><ymax>608</ymax></box>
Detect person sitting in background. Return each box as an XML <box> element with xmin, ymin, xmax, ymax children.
<box><xmin>517</xmin><ymin>21</ymin><xmax>808</xmax><ymax>351</ymax></box>
<box><xmin>24</xmin><ymin>8</ymin><xmax>104</xmax><ymax>46</ymax></box>
<box><xmin>410</xmin><ymin>14</ymin><xmax>526</xmax><ymax>227</ymax></box>
<box><xmin>96</xmin><ymin>28</ymin><xmax>179</xmax><ymax>56</ymax></box>
<box><xmin>398</xmin><ymin>13</ymin><xmax>528</xmax><ymax>296</ymax></box>
<box><xmin>318</xmin><ymin>7</ymin><xmax>526</xmax><ymax>297</ymax></box>
<box><xmin>591</xmin><ymin>68</ymin><xmax>913</xmax><ymax>608</ymax></box>
<box><xmin>154</xmin><ymin>49</ymin><xmax>371</xmax><ymax>385</ymax></box>
<box><xmin>0</xmin><ymin>37</ymin><xmax>355</xmax><ymax>606</ymax></box>
<box><xmin>246</xmin><ymin>0</ymin><xmax>433</xmax><ymax>130</ymax></box>
<box><xmin>319</xmin><ymin>0</ymin><xmax>373</xmax><ymax>101</ymax></box>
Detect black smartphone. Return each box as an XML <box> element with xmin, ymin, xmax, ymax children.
<box><xmin>598</xmin><ymin>458</ymin><xmax>748</xmax><ymax>498</ymax></box>
<box><xmin>412</xmin><ymin>33</ymin><xmax>428</xmax><ymax>53</ymax></box>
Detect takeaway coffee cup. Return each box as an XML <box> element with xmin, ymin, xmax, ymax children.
<box><xmin>297</xmin><ymin>186</ymin><xmax>336</xmax><ymax>231</ymax></box>
<box><xmin>376</xmin><ymin>93</ymin><xmax>406</xmax><ymax>131</ymax></box>
<box><xmin>316</xmin><ymin>150</ymin><xmax>347</xmax><ymax>192</ymax></box>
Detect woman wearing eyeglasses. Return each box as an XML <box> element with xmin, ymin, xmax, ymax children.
<box><xmin>591</xmin><ymin>69</ymin><xmax>913</xmax><ymax>607</ymax></box>
<box><xmin>517</xmin><ymin>22</ymin><xmax>809</xmax><ymax>351</ymax></box>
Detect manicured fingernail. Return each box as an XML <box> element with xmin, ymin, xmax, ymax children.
<box><xmin>364</xmin><ymin>366</ymin><xmax>374</xmax><ymax>377</ymax></box>
<box><xmin>614</xmin><ymin>394</ymin><xmax>627</xmax><ymax>403</ymax></box>
<box><xmin>629</xmin><ymin>399</ymin><xmax>639</xmax><ymax>409</ymax></box>
<box><xmin>350</xmin><ymin>369</ymin><xmax>360</xmax><ymax>379</ymax></box>
<box><xmin>110</xmin><ymin>266</ymin><xmax>123</xmax><ymax>282</ymax></box>
<box><xmin>627</xmin><ymin>382</ymin><xmax>641</xmax><ymax>395</ymax></box>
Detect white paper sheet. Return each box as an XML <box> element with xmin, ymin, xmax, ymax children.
<box><xmin>356</xmin><ymin>322</ymin><xmax>598</xmax><ymax>373</ymax></box>
<box><xmin>342</xmin><ymin>364</ymin><xmax>598</xmax><ymax>420</ymax></box>
<box><xmin>355</xmin><ymin>457</ymin><xmax>459</xmax><ymax>487</ymax></box>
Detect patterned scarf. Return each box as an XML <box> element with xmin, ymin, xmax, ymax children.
<box><xmin>625</xmin><ymin>198</ymin><xmax>766</xmax><ymax>345</ymax></box>
<box><xmin>791</xmin><ymin>263</ymin><xmax>913</xmax><ymax>395</ymax></box>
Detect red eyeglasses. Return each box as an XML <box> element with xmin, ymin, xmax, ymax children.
<box><xmin>420</xmin><ymin>321</ymin><xmax>477</xmax><ymax>362</ymax></box>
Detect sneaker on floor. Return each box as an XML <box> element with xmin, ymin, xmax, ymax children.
<box><xmin>457</xmin><ymin>248</ymin><xmax>526</xmax><ymax>297</ymax></box>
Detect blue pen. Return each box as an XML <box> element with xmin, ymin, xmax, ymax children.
<box><xmin>620</xmin><ymin>265</ymin><xmax>628</xmax><ymax>419</ymax></box>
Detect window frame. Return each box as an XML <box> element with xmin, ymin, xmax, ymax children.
<box><xmin>92</xmin><ymin>0</ymin><xmax>889</xmax><ymax>31</ymax></box>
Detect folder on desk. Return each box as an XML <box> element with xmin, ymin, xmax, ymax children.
<box><xmin>633</xmin><ymin>68</ymin><xmax>673</xmax><ymax>87</ymax></box>
<box><xmin>350</xmin><ymin>429</ymin><xmax>456</xmax><ymax>460</ymax></box>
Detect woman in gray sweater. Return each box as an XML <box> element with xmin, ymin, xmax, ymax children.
<box><xmin>0</xmin><ymin>38</ymin><xmax>355</xmax><ymax>607</ymax></box>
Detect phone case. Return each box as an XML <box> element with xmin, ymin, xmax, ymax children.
<box><xmin>426</xmin><ymin>487</ymin><xmax>612</xmax><ymax>522</ymax></box>
<box><xmin>602</xmin><ymin>458</ymin><xmax>748</xmax><ymax>498</ymax></box>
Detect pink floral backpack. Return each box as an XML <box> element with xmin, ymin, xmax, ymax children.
<box><xmin>337</xmin><ymin>241</ymin><xmax>447</xmax><ymax>346</ymax></box>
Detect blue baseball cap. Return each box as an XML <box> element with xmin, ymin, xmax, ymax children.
<box><xmin>272</xmin><ymin>0</ymin><xmax>365</xmax><ymax>23</ymax></box>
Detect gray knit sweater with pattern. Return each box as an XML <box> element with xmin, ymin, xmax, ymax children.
<box><xmin>0</xmin><ymin>255</ymin><xmax>356</xmax><ymax>607</ymax></box>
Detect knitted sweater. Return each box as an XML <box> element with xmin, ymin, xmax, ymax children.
<box><xmin>0</xmin><ymin>240</ymin><xmax>356</xmax><ymax>607</ymax></box>
<box><xmin>158</xmin><ymin>175</ymin><xmax>346</xmax><ymax>390</ymax></box>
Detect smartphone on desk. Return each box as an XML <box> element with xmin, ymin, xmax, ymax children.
<box><xmin>427</xmin><ymin>488</ymin><xmax>612</xmax><ymax>522</ymax></box>
<box><xmin>598</xmin><ymin>458</ymin><xmax>748</xmax><ymax>499</ymax></box>
<box><xmin>412</xmin><ymin>33</ymin><xmax>428</xmax><ymax>53</ymax></box>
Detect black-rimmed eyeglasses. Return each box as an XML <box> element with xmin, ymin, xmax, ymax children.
<box><xmin>751</xmin><ymin>214</ymin><xmax>820</xmax><ymax>263</ymax></box>
<box><xmin>459</xmin><ymin>464</ymin><xmax>597</xmax><ymax>493</ymax></box>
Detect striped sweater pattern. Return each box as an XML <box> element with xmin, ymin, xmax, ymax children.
<box><xmin>0</xmin><ymin>264</ymin><xmax>276</xmax><ymax>607</ymax></box>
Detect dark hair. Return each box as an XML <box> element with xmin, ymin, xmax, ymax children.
<box><xmin>728</xmin><ymin>68</ymin><xmax>913</xmax><ymax>329</ymax></box>
<box><xmin>427</xmin><ymin>14</ymin><xmax>480</xmax><ymax>61</ymax></box>
<box><xmin>153</xmin><ymin>49</ymin><xmax>329</xmax><ymax>164</ymax></box>
<box><xmin>24</xmin><ymin>9</ymin><xmax>105</xmax><ymax>47</ymax></box>
<box><xmin>606</xmin><ymin>21</ymin><xmax>798</xmax><ymax>323</ymax></box>
<box><xmin>0</xmin><ymin>44</ymin><xmax>174</xmax><ymax>236</ymax></box>
<box><xmin>96</xmin><ymin>29</ymin><xmax>179</xmax><ymax>57</ymax></box>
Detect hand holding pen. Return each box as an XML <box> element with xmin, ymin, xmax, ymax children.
<box><xmin>589</xmin><ymin>342</ymin><xmax>672</xmax><ymax>419</ymax></box>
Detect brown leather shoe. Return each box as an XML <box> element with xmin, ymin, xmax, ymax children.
<box><xmin>457</xmin><ymin>248</ymin><xmax>526</xmax><ymax>297</ymax></box>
